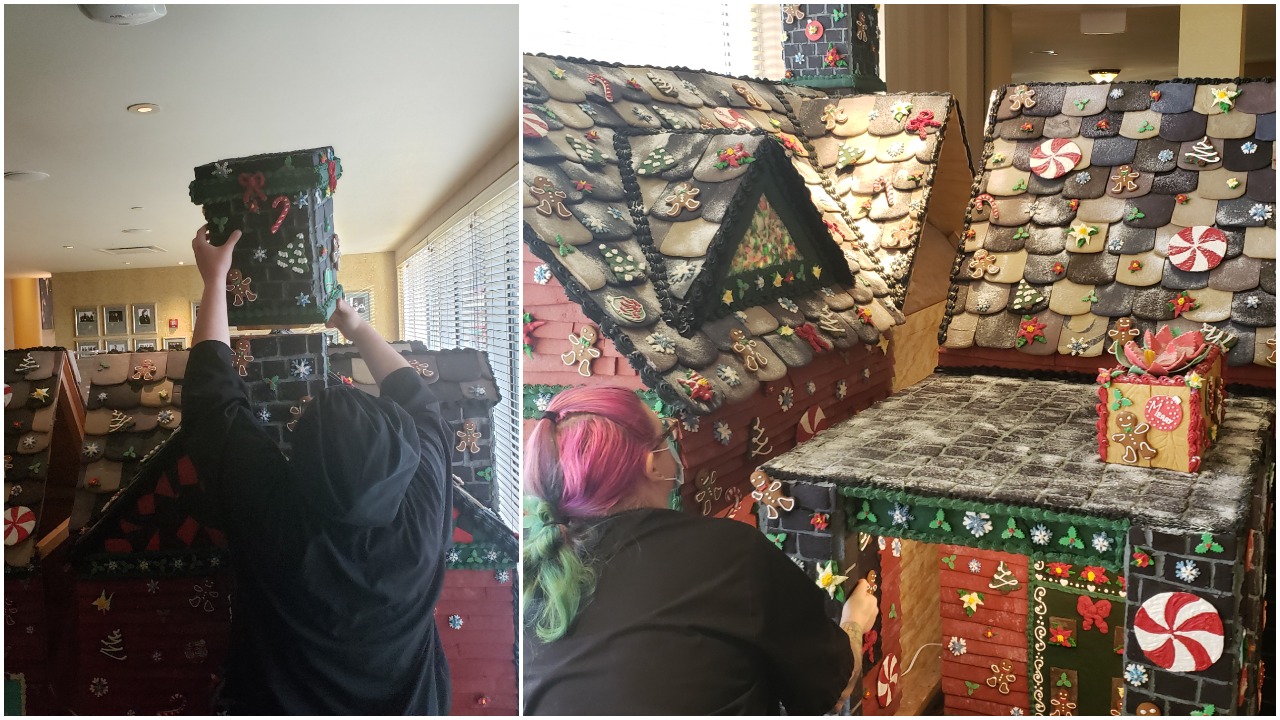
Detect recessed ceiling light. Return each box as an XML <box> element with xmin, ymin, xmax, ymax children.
<box><xmin>123</xmin><ymin>262</ymin><xmax>132</xmax><ymax>265</ymax></box>
<box><xmin>4</xmin><ymin>171</ymin><xmax>50</xmax><ymax>182</ymax></box>
<box><xmin>1029</xmin><ymin>50</ymin><xmax>1058</xmax><ymax>56</ymax></box>
<box><xmin>127</xmin><ymin>103</ymin><xmax>160</xmax><ymax>114</ymax></box>
<box><xmin>131</xmin><ymin>206</ymin><xmax>144</xmax><ymax>210</ymax></box>
<box><xmin>62</xmin><ymin>245</ymin><xmax>74</xmax><ymax>249</ymax></box>
<box><xmin>177</xmin><ymin>261</ymin><xmax>185</xmax><ymax>265</ymax></box>
<box><xmin>122</xmin><ymin>228</ymin><xmax>152</xmax><ymax>233</ymax></box>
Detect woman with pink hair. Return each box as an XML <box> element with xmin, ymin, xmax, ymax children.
<box><xmin>522</xmin><ymin>385</ymin><xmax>877</xmax><ymax>714</ymax></box>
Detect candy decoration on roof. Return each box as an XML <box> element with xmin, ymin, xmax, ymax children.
<box><xmin>131</xmin><ymin>359</ymin><xmax>158</xmax><ymax>382</ymax></box>
<box><xmin>14</xmin><ymin>353</ymin><xmax>39</xmax><ymax>374</ymax></box>
<box><xmin>1184</xmin><ymin>137</ymin><xmax>1220</xmax><ymax>166</ymax></box>
<box><xmin>821</xmin><ymin>104</ymin><xmax>847</xmax><ymax>131</ymax></box>
<box><xmin>1030</xmin><ymin>138</ymin><xmax>1082</xmax><ymax>179</ymax></box>
<box><xmin>584</xmin><ymin>73</ymin><xmax>614</xmax><ymax>102</ymax></box>
<box><xmin>1168</xmin><ymin>290</ymin><xmax>1199</xmax><ymax>318</ymax></box>
<box><xmin>676</xmin><ymin>370</ymin><xmax>714</xmax><ymax>402</ymax></box>
<box><xmin>646</xmin><ymin>71</ymin><xmax>678</xmax><ymax>98</ymax></box>
<box><xmin>795</xmin><ymin>323</ymin><xmax>832</xmax><ymax>353</ymax></box>
<box><xmin>455</xmin><ymin>420</ymin><xmax>482</xmax><ymax>454</ymax></box>
<box><xmin>1168</xmin><ymin>226</ymin><xmax>1228</xmax><ymax>272</ymax></box>
<box><xmin>1007</xmin><ymin>84</ymin><xmax>1038</xmax><ymax>112</ymax></box>
<box><xmin>636</xmin><ymin>147</ymin><xmax>677</xmax><ymax>176</ymax></box>
<box><xmin>108</xmin><ymin>410</ymin><xmax>134</xmax><ymax>433</ymax></box>
<box><xmin>522</xmin><ymin>105</ymin><xmax>549</xmax><ymax>138</ymax></box>
<box><xmin>973</xmin><ymin>193</ymin><xmax>999</xmax><ymax>220</ymax></box>
<box><xmin>530</xmin><ymin>176</ymin><xmax>572</xmax><ymax>219</ymax></box>
<box><xmin>606</xmin><ymin>294</ymin><xmax>646</xmax><ymax>323</ymax></box>
<box><xmin>750</xmin><ymin>470</ymin><xmax>795</xmax><ymax>520</ymax></box>
<box><xmin>1134</xmin><ymin>592</ymin><xmax>1225</xmax><ymax>672</ymax></box>
<box><xmin>878</xmin><ymin>654</ymin><xmax>900</xmax><ymax>707</ymax></box>
<box><xmin>905</xmin><ymin>110</ymin><xmax>942</xmax><ymax>140</ymax></box>
<box><xmin>561</xmin><ymin>325</ymin><xmax>601</xmax><ymax>377</ymax></box>
<box><xmin>4</xmin><ymin>505</ymin><xmax>36</xmax><ymax>546</ymax></box>
<box><xmin>714</xmin><ymin>143</ymin><xmax>755</xmax><ymax>170</ymax></box>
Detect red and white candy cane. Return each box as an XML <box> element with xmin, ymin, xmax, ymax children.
<box><xmin>871</xmin><ymin>177</ymin><xmax>896</xmax><ymax>207</ymax></box>
<box><xmin>973</xmin><ymin>193</ymin><xmax>1000</xmax><ymax>220</ymax></box>
<box><xmin>1168</xmin><ymin>226</ymin><xmax>1228</xmax><ymax>272</ymax></box>
<box><xmin>585</xmin><ymin>73</ymin><xmax>615</xmax><ymax>102</ymax></box>
<box><xmin>270</xmin><ymin>195</ymin><xmax>291</xmax><ymax>234</ymax></box>
<box><xmin>1029</xmin><ymin>138</ymin><xmax>1083</xmax><ymax>179</ymax></box>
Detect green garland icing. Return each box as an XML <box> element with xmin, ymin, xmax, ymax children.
<box><xmin>81</xmin><ymin>549</ymin><xmax>230</xmax><ymax>579</ymax></box>
<box><xmin>447</xmin><ymin>542</ymin><xmax>516</xmax><ymax>570</ymax></box>
<box><xmin>838</xmin><ymin>486</ymin><xmax>1129</xmax><ymax>571</ymax></box>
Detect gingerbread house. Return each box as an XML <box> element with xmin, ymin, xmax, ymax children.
<box><xmin>758</xmin><ymin>78</ymin><xmax>1276</xmax><ymax>717</ymax></box>
<box><xmin>4</xmin><ymin>348</ymin><xmax>84</xmax><ymax>715</ymax></box>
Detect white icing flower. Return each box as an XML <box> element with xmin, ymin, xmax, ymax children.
<box><xmin>836</xmin><ymin>380</ymin><xmax>848</xmax><ymax>400</ymax></box>
<box><xmin>716</xmin><ymin>365</ymin><xmax>741</xmax><ymax>386</ymax></box>
<box><xmin>714</xmin><ymin>421</ymin><xmax>732</xmax><ymax>445</ymax></box>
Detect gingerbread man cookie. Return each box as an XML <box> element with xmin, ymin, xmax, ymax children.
<box><xmin>530</xmin><ymin>176</ymin><xmax>572</xmax><ymax>219</ymax></box>
<box><xmin>231</xmin><ymin>339</ymin><xmax>254</xmax><ymax>378</ymax></box>
<box><xmin>1112</xmin><ymin>410</ymin><xmax>1158</xmax><ymax>464</ymax></box>
<box><xmin>455</xmin><ymin>420</ymin><xmax>482</xmax><ymax>453</ymax></box>
<box><xmin>749</xmin><ymin>470</ymin><xmax>796</xmax><ymax>520</ymax></box>
<box><xmin>1107</xmin><ymin>317</ymin><xmax>1141</xmax><ymax>355</ymax></box>
<box><xmin>226</xmin><ymin>269</ymin><xmax>258</xmax><ymax>306</ymax></box>
<box><xmin>561</xmin><ymin>325</ymin><xmax>602</xmax><ymax>377</ymax></box>
<box><xmin>730</xmin><ymin>328</ymin><xmax>768</xmax><ymax>373</ymax></box>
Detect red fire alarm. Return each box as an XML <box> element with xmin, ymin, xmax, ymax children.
<box><xmin>169</xmin><ymin>318</ymin><xmax>179</xmax><ymax>330</ymax></box>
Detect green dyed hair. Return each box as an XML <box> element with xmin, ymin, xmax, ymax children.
<box><xmin>522</xmin><ymin>495</ymin><xmax>598</xmax><ymax>642</ymax></box>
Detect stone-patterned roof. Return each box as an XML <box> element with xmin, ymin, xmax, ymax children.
<box><xmin>762</xmin><ymin>373</ymin><xmax>1276</xmax><ymax>533</ymax></box>
<box><xmin>941</xmin><ymin>79</ymin><xmax>1276</xmax><ymax>368</ymax></box>
<box><xmin>5</xmin><ymin>349</ymin><xmax>68</xmax><ymax>570</ymax></box>
<box><xmin>523</xmin><ymin>54</ymin><xmax>965</xmax><ymax>413</ymax></box>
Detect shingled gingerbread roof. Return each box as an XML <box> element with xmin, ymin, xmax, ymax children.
<box><xmin>522</xmin><ymin>54</ymin><xmax>971</xmax><ymax>413</ymax></box>
<box><xmin>5</xmin><ymin>349</ymin><xmax>71</xmax><ymax>573</ymax></box>
<box><xmin>940</xmin><ymin>79</ymin><xmax>1275</xmax><ymax>374</ymax></box>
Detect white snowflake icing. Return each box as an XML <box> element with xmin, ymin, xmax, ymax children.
<box><xmin>256</xmin><ymin>408</ymin><xmax>271</xmax><ymax>423</ymax></box>
<box><xmin>889</xmin><ymin>503</ymin><xmax>913</xmax><ymax>526</ymax></box>
<box><xmin>713</xmin><ymin>421</ymin><xmax>732</xmax><ymax>445</ymax></box>
<box><xmin>1030</xmin><ymin>524</ymin><xmax>1052</xmax><ymax>545</ymax></box>
<box><xmin>1091</xmin><ymin>532</ymin><xmax>1112</xmax><ymax>553</ymax></box>
<box><xmin>291</xmin><ymin>359</ymin><xmax>313</xmax><ymax>379</ymax></box>
<box><xmin>836</xmin><ymin>380</ymin><xmax>848</xmax><ymax>399</ymax></box>
<box><xmin>495</xmin><ymin>569</ymin><xmax>511</xmax><ymax>584</ymax></box>
<box><xmin>805</xmin><ymin>381</ymin><xmax>816</xmax><ymax>395</ymax></box>
<box><xmin>1108</xmin><ymin>87</ymin><xmax>1125</xmax><ymax>99</ymax></box>
<box><xmin>1248</xmin><ymin>203</ymin><xmax>1273</xmax><ymax>222</ymax></box>
<box><xmin>1245</xmin><ymin>295</ymin><xmax>1261</xmax><ymax>309</ymax></box>
<box><xmin>82</xmin><ymin>442</ymin><xmax>100</xmax><ymax>457</ymax></box>
<box><xmin>968</xmin><ymin>558</ymin><xmax>982</xmax><ymax>574</ymax></box>
<box><xmin>1067</xmin><ymin>337</ymin><xmax>1089</xmax><ymax>356</ymax></box>
<box><xmin>581</xmin><ymin>216</ymin><xmax>608</xmax><ymax>233</ymax></box>
<box><xmin>446</xmin><ymin>549</ymin><xmax>460</xmax><ymax>563</ymax></box>
<box><xmin>964</xmin><ymin>512</ymin><xmax>993</xmax><ymax>537</ymax></box>
<box><xmin>867</xmin><ymin>109</ymin><xmax>880</xmax><ymax>121</ymax></box>
<box><xmin>1108</xmin><ymin>238</ymin><xmax>1124</xmax><ymax>252</ymax></box>
<box><xmin>777</xmin><ymin>297</ymin><xmax>799</xmax><ymax>312</ymax></box>
<box><xmin>1241</xmin><ymin>141</ymin><xmax>1258</xmax><ymax>155</ymax></box>
<box><xmin>97</xmin><ymin>392</ymin><xmax>108</xmax><ymax>401</ymax></box>
<box><xmin>755</xmin><ymin>275</ymin><xmax>766</xmax><ymax>290</ymax></box>
<box><xmin>535</xmin><ymin>392</ymin><xmax>553</xmax><ymax>412</ymax></box>
<box><xmin>778</xmin><ymin>387</ymin><xmax>794</xmax><ymax>411</ymax></box>
<box><xmin>211</xmin><ymin>161</ymin><xmax>232</xmax><ymax>178</ymax></box>
<box><xmin>681</xmin><ymin>415</ymin><xmax>700</xmax><ymax>432</ymax></box>
<box><xmin>252</xmin><ymin>247</ymin><xmax>267</xmax><ymax>262</ymax></box>
<box><xmin>948</xmin><ymin>637</ymin><xmax>967</xmax><ymax>656</ymax></box>
<box><xmin>1075</xmin><ymin>171</ymin><xmax>1092</xmax><ymax>184</ymax></box>
<box><xmin>716</xmin><ymin>365</ymin><xmax>742</xmax><ymax>386</ymax></box>
<box><xmin>447</xmin><ymin>614</ymin><xmax>463</xmax><ymax>630</ymax></box>
<box><xmin>533</xmin><ymin>264</ymin><xmax>552</xmax><ymax>284</ymax></box>
<box><xmin>157</xmin><ymin>410</ymin><xmax>174</xmax><ymax>424</ymax></box>
<box><xmin>1157</xmin><ymin>149</ymin><xmax>1175</xmax><ymax>163</ymax></box>
<box><xmin>1175</xmin><ymin>559</ymin><xmax>1200</xmax><ymax>583</ymax></box>
<box><xmin>647</xmin><ymin>333</ymin><xmax>676</xmax><ymax>355</ymax></box>
<box><xmin>1125</xmin><ymin>663</ymin><xmax>1149</xmax><ymax>687</ymax></box>
<box><xmin>886</xmin><ymin>142</ymin><xmax>906</xmax><ymax>158</ymax></box>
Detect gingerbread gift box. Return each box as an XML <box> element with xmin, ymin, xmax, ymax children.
<box><xmin>1096</xmin><ymin>324</ymin><xmax>1229</xmax><ymax>473</ymax></box>
<box><xmin>189</xmin><ymin>147</ymin><xmax>345</xmax><ymax>327</ymax></box>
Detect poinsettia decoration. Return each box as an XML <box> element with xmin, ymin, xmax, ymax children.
<box><xmin>714</xmin><ymin>143</ymin><xmax>755</xmax><ymax>170</ymax></box>
<box><xmin>1016</xmin><ymin>315</ymin><xmax>1047</xmax><ymax>347</ymax></box>
<box><xmin>1132</xmin><ymin>549</ymin><xmax>1151</xmax><ymax>568</ymax></box>
<box><xmin>1168</xmin><ymin>290</ymin><xmax>1199</xmax><ymax>318</ymax></box>
<box><xmin>823</xmin><ymin>43</ymin><xmax>847</xmax><ymax>68</ymax></box>
<box><xmin>1117</xmin><ymin>326</ymin><xmax>1211</xmax><ymax>376</ymax></box>
<box><xmin>1048</xmin><ymin>622</ymin><xmax>1077</xmax><ymax>647</ymax></box>
<box><xmin>1046</xmin><ymin>562</ymin><xmax>1073</xmax><ymax>579</ymax></box>
<box><xmin>1078</xmin><ymin>565</ymin><xmax>1110</xmax><ymax>584</ymax></box>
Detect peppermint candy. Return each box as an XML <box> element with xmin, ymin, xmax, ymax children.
<box><xmin>522</xmin><ymin>105</ymin><xmax>549</xmax><ymax>139</ymax></box>
<box><xmin>1030</xmin><ymin>138</ymin><xmax>1083</xmax><ymax>179</ymax></box>
<box><xmin>877</xmin><ymin>653</ymin><xmax>900</xmax><ymax>707</ymax></box>
<box><xmin>1168</xmin><ymin>226</ymin><xmax>1228</xmax><ymax>272</ymax></box>
<box><xmin>1133</xmin><ymin>591</ymin><xmax>1224</xmax><ymax>672</ymax></box>
<box><xmin>4</xmin><ymin>505</ymin><xmax>36</xmax><ymax>546</ymax></box>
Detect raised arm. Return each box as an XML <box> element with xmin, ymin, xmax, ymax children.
<box><xmin>326</xmin><ymin>299</ymin><xmax>409</xmax><ymax>384</ymax></box>
<box><xmin>191</xmin><ymin>225</ymin><xmax>241</xmax><ymax>348</ymax></box>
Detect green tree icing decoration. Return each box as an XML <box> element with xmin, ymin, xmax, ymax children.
<box><xmin>636</xmin><ymin>147</ymin><xmax>677</xmax><ymax>176</ymax></box>
<box><xmin>1010</xmin><ymin>280</ymin><xmax>1046</xmax><ymax>312</ymax></box>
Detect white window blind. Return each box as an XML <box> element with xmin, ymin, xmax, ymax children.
<box><xmin>399</xmin><ymin>182</ymin><xmax>521</xmax><ymax>532</ymax></box>
<box><xmin>521</xmin><ymin>2</ymin><xmax>756</xmax><ymax>76</ymax></box>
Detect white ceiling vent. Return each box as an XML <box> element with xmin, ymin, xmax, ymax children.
<box><xmin>98</xmin><ymin>246</ymin><xmax>167</xmax><ymax>255</ymax></box>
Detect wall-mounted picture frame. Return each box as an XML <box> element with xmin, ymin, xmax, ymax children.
<box><xmin>132</xmin><ymin>303</ymin><xmax>157</xmax><ymax>335</ymax></box>
<box><xmin>164</xmin><ymin>337</ymin><xmax>187</xmax><ymax>352</ymax></box>
<box><xmin>134</xmin><ymin>338</ymin><xmax>158</xmax><ymax>352</ymax></box>
<box><xmin>74</xmin><ymin>306</ymin><xmax>99</xmax><ymax>337</ymax></box>
<box><xmin>191</xmin><ymin>301</ymin><xmax>201</xmax><ymax>328</ymax></box>
<box><xmin>38</xmin><ymin>278</ymin><xmax>54</xmax><ymax>331</ymax></box>
<box><xmin>104</xmin><ymin>338</ymin><xmax>129</xmax><ymax>353</ymax></box>
<box><xmin>103</xmin><ymin>305</ymin><xmax>129</xmax><ymax>335</ymax></box>
<box><xmin>76</xmin><ymin>340</ymin><xmax>101</xmax><ymax>357</ymax></box>
<box><xmin>348</xmin><ymin>291</ymin><xmax>373</xmax><ymax>325</ymax></box>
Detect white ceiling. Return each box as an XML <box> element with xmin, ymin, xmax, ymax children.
<box><xmin>3</xmin><ymin>4</ymin><xmax>518</xmax><ymax>276</ymax></box>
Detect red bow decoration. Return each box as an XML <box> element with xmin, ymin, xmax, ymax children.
<box><xmin>905</xmin><ymin>110</ymin><xmax>942</xmax><ymax>140</ymax></box>
<box><xmin>327</xmin><ymin>158</ymin><xmax>339</xmax><ymax>194</ymax></box>
<box><xmin>862</xmin><ymin>628</ymin><xmax>878</xmax><ymax>663</ymax></box>
<box><xmin>238</xmin><ymin>172</ymin><xmax>267</xmax><ymax>213</ymax></box>
<box><xmin>1077</xmin><ymin>595</ymin><xmax>1112</xmax><ymax>633</ymax></box>
<box><xmin>794</xmin><ymin>322</ymin><xmax>832</xmax><ymax>353</ymax></box>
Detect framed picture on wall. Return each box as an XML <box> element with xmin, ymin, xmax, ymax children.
<box><xmin>76</xmin><ymin>340</ymin><xmax>101</xmax><ymax>357</ymax></box>
<box><xmin>134</xmin><ymin>338</ymin><xmax>158</xmax><ymax>352</ymax></box>
<box><xmin>104</xmin><ymin>338</ymin><xmax>129</xmax><ymax>353</ymax></box>
<box><xmin>348</xmin><ymin>291</ymin><xmax>373</xmax><ymax>325</ymax></box>
<box><xmin>74</xmin><ymin>306</ymin><xmax>99</xmax><ymax>337</ymax></box>
<box><xmin>38</xmin><ymin>278</ymin><xmax>54</xmax><ymax>331</ymax></box>
<box><xmin>103</xmin><ymin>305</ymin><xmax>129</xmax><ymax>335</ymax></box>
<box><xmin>164</xmin><ymin>337</ymin><xmax>187</xmax><ymax>351</ymax></box>
<box><xmin>132</xmin><ymin>303</ymin><xmax>157</xmax><ymax>334</ymax></box>
<box><xmin>191</xmin><ymin>301</ymin><xmax>201</xmax><ymax>328</ymax></box>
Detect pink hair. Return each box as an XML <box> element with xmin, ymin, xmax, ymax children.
<box><xmin>524</xmin><ymin>386</ymin><xmax>657</xmax><ymax>519</ymax></box>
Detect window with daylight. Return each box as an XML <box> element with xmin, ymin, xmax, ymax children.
<box><xmin>399</xmin><ymin>181</ymin><xmax>521</xmax><ymax>531</ymax></box>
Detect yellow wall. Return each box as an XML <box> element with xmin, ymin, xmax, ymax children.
<box><xmin>9</xmin><ymin>277</ymin><xmax>45</xmax><ymax>349</ymax></box>
<box><xmin>49</xmin><ymin>252</ymin><xmax>399</xmax><ymax>349</ymax></box>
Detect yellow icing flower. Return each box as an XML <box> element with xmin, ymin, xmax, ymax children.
<box><xmin>813</xmin><ymin>265</ymin><xmax>822</xmax><ymax>279</ymax></box>
<box><xmin>1067</xmin><ymin>223</ymin><xmax>1097</xmax><ymax>247</ymax></box>
<box><xmin>1227</xmin><ymin>177</ymin><xmax>1240</xmax><ymax>189</ymax></box>
<box><xmin>773</xmin><ymin>272</ymin><xmax>784</xmax><ymax>288</ymax></box>
<box><xmin>1186</xmin><ymin>372</ymin><xmax>1203</xmax><ymax>389</ymax></box>
<box><xmin>722</xmin><ymin>289</ymin><xmax>734</xmax><ymax>305</ymax></box>
<box><xmin>778</xmin><ymin>325</ymin><xmax>795</xmax><ymax>337</ymax></box>
<box><xmin>1210</xmin><ymin>87</ymin><xmax>1238</xmax><ymax>108</ymax></box>
<box><xmin>816</xmin><ymin>561</ymin><xmax>848</xmax><ymax>598</ymax></box>
<box><xmin>959</xmin><ymin>591</ymin><xmax>984</xmax><ymax>613</ymax></box>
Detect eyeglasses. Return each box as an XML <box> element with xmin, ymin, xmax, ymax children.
<box><xmin>651</xmin><ymin>417</ymin><xmax>678</xmax><ymax>452</ymax></box>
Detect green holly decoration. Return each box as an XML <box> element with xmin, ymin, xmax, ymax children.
<box><xmin>766</xmin><ymin>532</ymin><xmax>787</xmax><ymax>550</ymax></box>
<box><xmin>831</xmin><ymin>8</ymin><xmax>847</xmax><ymax>21</ymax></box>
<box><xmin>1059</xmin><ymin>526</ymin><xmax>1084</xmax><ymax>549</ymax></box>
<box><xmin>27</xmin><ymin>461</ymin><xmax>42</xmax><ymax>475</ymax></box>
<box><xmin>1138</xmin><ymin>121</ymin><xmax>1155</xmax><ymax>133</ymax></box>
<box><xmin>122</xmin><ymin>446</ymin><xmax>137</xmax><ymax>459</ymax></box>
<box><xmin>929</xmin><ymin>509</ymin><xmax>952</xmax><ymax>532</ymax></box>
<box><xmin>1126</xmin><ymin>206</ymin><xmax>1146</xmax><ymax>222</ymax></box>
<box><xmin>1194</xmin><ymin>533</ymin><xmax>1224</xmax><ymax>554</ymax></box>
<box><xmin>1110</xmin><ymin>389</ymin><xmax>1133</xmax><ymax>412</ymax></box>
<box><xmin>265</xmin><ymin>376</ymin><xmax>281</xmax><ymax>394</ymax></box>
<box><xmin>1190</xmin><ymin>705</ymin><xmax>1217</xmax><ymax>716</ymax></box>
<box><xmin>1012</xmin><ymin>226</ymin><xmax>1030</xmax><ymax>240</ymax></box>
<box><xmin>1073</xmin><ymin>98</ymin><xmax>1090</xmax><ymax>111</ymax></box>
<box><xmin>1002</xmin><ymin>517</ymin><xmax>1025</xmax><ymax>540</ymax></box>
<box><xmin>888</xmin><ymin>604</ymin><xmax>897</xmax><ymax>619</ymax></box>
<box><xmin>1056</xmin><ymin>672</ymin><xmax>1072</xmax><ymax>688</ymax></box>
<box><xmin>1011</xmin><ymin>179</ymin><xmax>1027</xmax><ymax>192</ymax></box>
<box><xmin>1083</xmin><ymin>291</ymin><xmax>1099</xmax><ymax>304</ymax></box>
<box><xmin>636</xmin><ymin>147</ymin><xmax>677</xmax><ymax>176</ymax></box>
<box><xmin>941</xmin><ymin>554</ymin><xmax>956</xmax><ymax>570</ymax></box>
<box><xmin>555</xmin><ymin>234</ymin><xmax>575</xmax><ymax>257</ymax></box>
<box><xmin>855</xmin><ymin>500</ymin><xmax>878</xmax><ymax>524</ymax></box>
<box><xmin>964</xmin><ymin>681</ymin><xmax>980</xmax><ymax>696</ymax></box>
<box><xmin>476</xmin><ymin>467</ymin><xmax>494</xmax><ymax>482</ymax></box>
